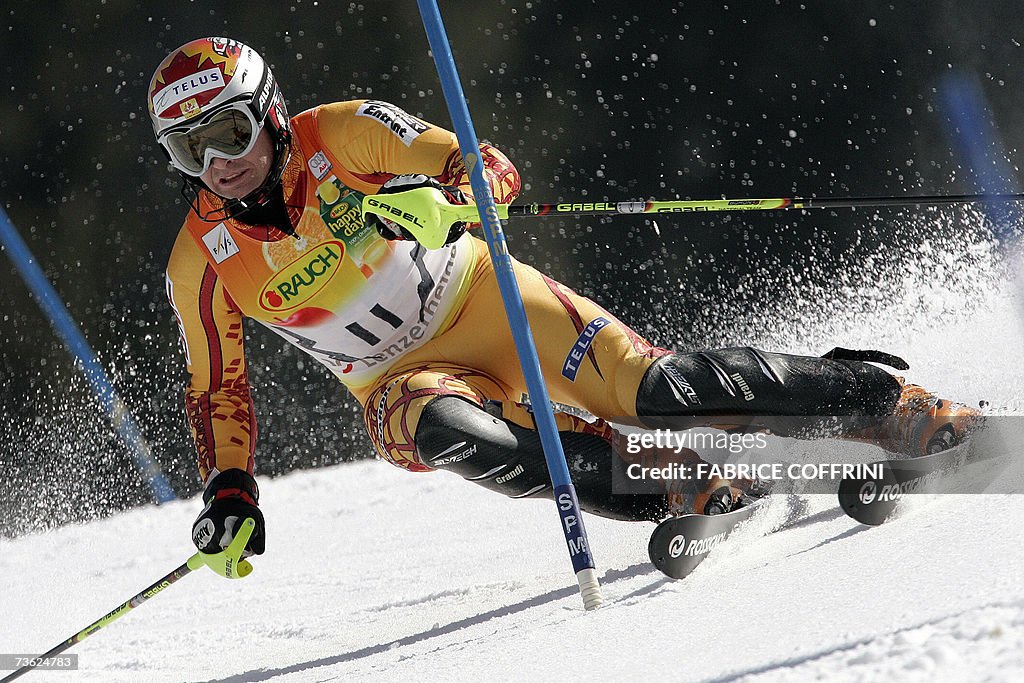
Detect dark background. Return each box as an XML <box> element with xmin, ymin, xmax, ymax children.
<box><xmin>1</xmin><ymin>1</ymin><xmax>1021</xmax><ymax>535</ymax></box>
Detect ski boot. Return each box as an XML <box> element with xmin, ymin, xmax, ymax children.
<box><xmin>695</xmin><ymin>477</ymin><xmax>743</xmax><ymax>515</ymax></box>
<box><xmin>873</xmin><ymin>379</ymin><xmax>982</xmax><ymax>457</ymax></box>
<box><xmin>669</xmin><ymin>475</ymin><xmax>769</xmax><ymax>516</ymax></box>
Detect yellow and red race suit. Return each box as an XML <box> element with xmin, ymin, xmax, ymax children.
<box><xmin>166</xmin><ymin>100</ymin><xmax>665</xmax><ymax>481</ymax></box>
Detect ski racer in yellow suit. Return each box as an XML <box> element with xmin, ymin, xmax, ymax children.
<box><xmin>150</xmin><ymin>38</ymin><xmax>978</xmax><ymax>558</ymax></box>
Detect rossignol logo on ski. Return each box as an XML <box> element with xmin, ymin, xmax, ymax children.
<box><xmin>258</xmin><ymin>241</ymin><xmax>345</xmax><ymax>313</ymax></box>
<box><xmin>650</xmin><ymin>504</ymin><xmax>764</xmax><ymax>579</ymax></box>
<box><xmin>859</xmin><ymin>481</ymin><xmax>878</xmax><ymax>504</ymax></box>
<box><xmin>872</xmin><ymin>471</ymin><xmax>944</xmax><ymax>502</ymax></box>
<box><xmin>668</xmin><ymin>534</ymin><xmax>687</xmax><ymax>558</ymax></box>
<box><xmin>681</xmin><ymin>530</ymin><xmax>730</xmax><ymax>557</ymax></box>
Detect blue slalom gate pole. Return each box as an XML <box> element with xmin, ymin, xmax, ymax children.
<box><xmin>939</xmin><ymin>72</ymin><xmax>1022</xmax><ymax>236</ymax></box>
<box><xmin>0</xmin><ymin>206</ymin><xmax>176</xmax><ymax>503</ymax></box>
<box><xmin>416</xmin><ymin>0</ymin><xmax>603</xmax><ymax>609</ymax></box>
<box><xmin>938</xmin><ymin>72</ymin><xmax>1023</xmax><ymax>329</ymax></box>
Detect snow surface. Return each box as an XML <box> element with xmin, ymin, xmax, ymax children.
<box><xmin>3</xmin><ymin>231</ymin><xmax>1024</xmax><ymax>682</ymax></box>
<box><xmin>4</xmin><ymin>458</ymin><xmax>1024</xmax><ymax>682</ymax></box>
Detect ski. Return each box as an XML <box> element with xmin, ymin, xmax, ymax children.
<box><xmin>648</xmin><ymin>500</ymin><xmax>766</xmax><ymax>580</ymax></box>
<box><xmin>838</xmin><ymin>421</ymin><xmax>1009</xmax><ymax>526</ymax></box>
<box><xmin>649</xmin><ymin>418</ymin><xmax>1012</xmax><ymax>578</ymax></box>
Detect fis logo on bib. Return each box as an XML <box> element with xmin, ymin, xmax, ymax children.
<box><xmin>562</xmin><ymin>316</ymin><xmax>610</xmax><ymax>381</ymax></box>
<box><xmin>201</xmin><ymin>223</ymin><xmax>239</xmax><ymax>264</ymax></box>
<box><xmin>259</xmin><ymin>241</ymin><xmax>344</xmax><ymax>312</ymax></box>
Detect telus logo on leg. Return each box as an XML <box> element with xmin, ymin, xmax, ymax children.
<box><xmin>562</xmin><ymin>317</ymin><xmax>610</xmax><ymax>381</ymax></box>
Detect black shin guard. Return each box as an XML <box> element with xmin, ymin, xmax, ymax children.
<box><xmin>636</xmin><ymin>347</ymin><xmax>902</xmax><ymax>428</ymax></box>
<box><xmin>415</xmin><ymin>396</ymin><xmax>668</xmax><ymax>522</ymax></box>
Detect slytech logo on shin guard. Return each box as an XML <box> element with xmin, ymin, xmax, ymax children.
<box><xmin>259</xmin><ymin>240</ymin><xmax>345</xmax><ymax>312</ymax></box>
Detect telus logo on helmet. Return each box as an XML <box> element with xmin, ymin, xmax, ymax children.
<box><xmin>148</xmin><ymin>41</ymin><xmax>241</xmax><ymax>120</ymax></box>
<box><xmin>152</xmin><ymin>69</ymin><xmax>223</xmax><ymax>115</ymax></box>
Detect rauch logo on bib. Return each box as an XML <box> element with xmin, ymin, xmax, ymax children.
<box><xmin>259</xmin><ymin>241</ymin><xmax>345</xmax><ymax>312</ymax></box>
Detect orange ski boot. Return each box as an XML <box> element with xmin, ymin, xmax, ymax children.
<box><xmin>875</xmin><ymin>379</ymin><xmax>982</xmax><ymax>457</ymax></box>
<box><xmin>668</xmin><ymin>474</ymin><xmax>757</xmax><ymax>516</ymax></box>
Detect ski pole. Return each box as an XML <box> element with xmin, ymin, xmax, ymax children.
<box><xmin>364</xmin><ymin>190</ymin><xmax>1024</xmax><ymax>247</ymax></box>
<box><xmin>0</xmin><ymin>520</ymin><xmax>255</xmax><ymax>682</ymax></box>
<box><xmin>504</xmin><ymin>192</ymin><xmax>1024</xmax><ymax>218</ymax></box>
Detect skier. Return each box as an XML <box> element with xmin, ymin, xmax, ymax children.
<box><xmin>149</xmin><ymin>38</ymin><xmax>978</xmax><ymax>558</ymax></box>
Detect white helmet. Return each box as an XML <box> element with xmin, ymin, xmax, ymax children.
<box><xmin>148</xmin><ymin>38</ymin><xmax>291</xmax><ymax>216</ymax></box>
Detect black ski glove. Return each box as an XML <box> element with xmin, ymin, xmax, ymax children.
<box><xmin>366</xmin><ymin>174</ymin><xmax>469</xmax><ymax>246</ymax></box>
<box><xmin>192</xmin><ymin>468</ymin><xmax>266</xmax><ymax>556</ymax></box>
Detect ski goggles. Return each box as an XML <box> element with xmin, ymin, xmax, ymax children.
<box><xmin>159</xmin><ymin>103</ymin><xmax>263</xmax><ymax>176</ymax></box>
